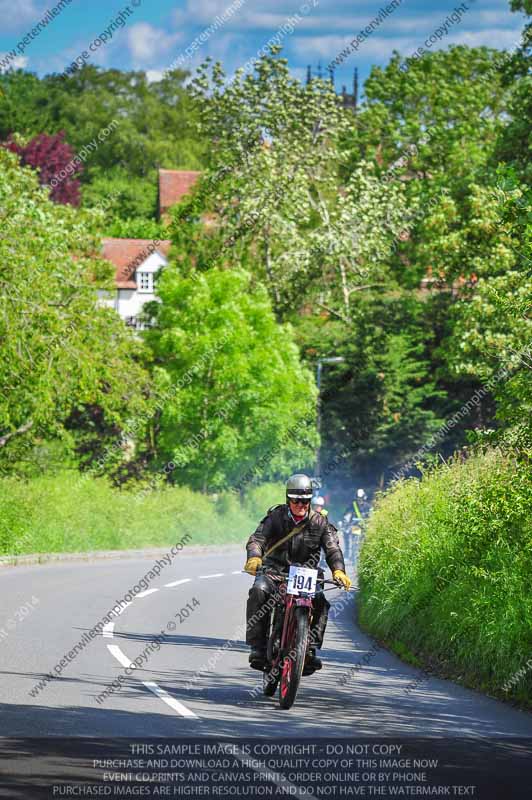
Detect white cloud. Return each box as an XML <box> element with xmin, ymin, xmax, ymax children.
<box><xmin>173</xmin><ymin>0</ymin><xmax>251</xmax><ymax>26</ymax></box>
<box><xmin>170</xmin><ymin>1</ymin><xmax>524</xmax><ymax>50</ymax></box>
<box><xmin>0</xmin><ymin>0</ymin><xmax>41</xmax><ymax>31</ymax></box>
<box><xmin>0</xmin><ymin>54</ymin><xmax>29</xmax><ymax>72</ymax></box>
<box><xmin>284</xmin><ymin>14</ymin><xmax>438</xmax><ymax>33</ymax></box>
<box><xmin>126</xmin><ymin>23</ymin><xmax>182</xmax><ymax>65</ymax></box>
<box><xmin>477</xmin><ymin>8</ymin><xmax>528</xmax><ymax>26</ymax></box>
<box><xmin>172</xmin><ymin>0</ymin><xmax>325</xmax><ymax>31</ymax></box>
<box><xmin>291</xmin><ymin>34</ymin><xmax>421</xmax><ymax>61</ymax></box>
<box><xmin>225</xmin><ymin>10</ymin><xmax>447</xmax><ymax>33</ymax></box>
<box><xmin>445</xmin><ymin>27</ymin><xmax>523</xmax><ymax>49</ymax></box>
<box><xmin>291</xmin><ymin>21</ymin><xmax>523</xmax><ymax>65</ymax></box>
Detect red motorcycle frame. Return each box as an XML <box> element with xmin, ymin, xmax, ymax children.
<box><xmin>261</xmin><ymin>567</ymin><xmax>338</xmax><ymax>710</ymax></box>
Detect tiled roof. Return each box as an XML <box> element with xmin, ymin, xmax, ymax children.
<box><xmin>158</xmin><ymin>169</ymin><xmax>200</xmax><ymax>215</ymax></box>
<box><xmin>102</xmin><ymin>238</ymin><xmax>172</xmax><ymax>289</ymax></box>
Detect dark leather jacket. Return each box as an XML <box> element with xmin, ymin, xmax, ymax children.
<box><xmin>246</xmin><ymin>504</ymin><xmax>345</xmax><ymax>575</ymax></box>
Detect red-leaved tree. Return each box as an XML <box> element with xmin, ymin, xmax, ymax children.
<box><xmin>2</xmin><ymin>131</ymin><xmax>82</xmax><ymax>206</ymax></box>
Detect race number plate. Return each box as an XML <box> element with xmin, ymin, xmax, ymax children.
<box><xmin>287</xmin><ymin>566</ymin><xmax>318</xmax><ymax>596</ymax></box>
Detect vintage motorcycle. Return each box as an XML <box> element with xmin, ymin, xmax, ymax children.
<box><xmin>260</xmin><ymin>564</ymin><xmax>349</xmax><ymax>710</ymax></box>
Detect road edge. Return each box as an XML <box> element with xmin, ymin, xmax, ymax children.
<box><xmin>0</xmin><ymin>543</ymin><xmax>244</xmax><ymax>569</ymax></box>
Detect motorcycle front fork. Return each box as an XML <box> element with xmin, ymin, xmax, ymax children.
<box><xmin>270</xmin><ymin>603</ymin><xmax>313</xmax><ymax>663</ymax></box>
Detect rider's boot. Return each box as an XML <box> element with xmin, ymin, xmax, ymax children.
<box><xmin>249</xmin><ymin>646</ymin><xmax>267</xmax><ymax>670</ymax></box>
<box><xmin>303</xmin><ymin>648</ymin><xmax>322</xmax><ymax>675</ymax></box>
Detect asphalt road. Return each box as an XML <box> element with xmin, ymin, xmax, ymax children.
<box><xmin>1</xmin><ymin>538</ymin><xmax>531</xmax><ymax>739</ymax></box>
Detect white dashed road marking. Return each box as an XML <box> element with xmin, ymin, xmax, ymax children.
<box><xmin>107</xmin><ymin>644</ymin><xmax>134</xmax><ymax>670</ymax></box>
<box><xmin>164</xmin><ymin>578</ymin><xmax>191</xmax><ymax>588</ymax></box>
<box><xmin>106</xmin><ymin>644</ymin><xmax>197</xmax><ymax>718</ymax></box>
<box><xmin>102</xmin><ymin>621</ymin><xmax>114</xmax><ymax>638</ymax></box>
<box><xmin>143</xmin><ymin>681</ymin><xmax>198</xmax><ymax>718</ymax></box>
<box><xmin>104</xmin><ymin>572</ymin><xmax>239</xmax><ymax>718</ymax></box>
<box><xmin>136</xmin><ymin>588</ymin><xmax>159</xmax><ymax>598</ymax></box>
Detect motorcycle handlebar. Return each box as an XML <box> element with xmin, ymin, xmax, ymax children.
<box><xmin>245</xmin><ymin>568</ymin><xmax>355</xmax><ymax>591</ymax></box>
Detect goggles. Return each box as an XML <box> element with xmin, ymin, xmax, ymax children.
<box><xmin>288</xmin><ymin>497</ymin><xmax>311</xmax><ymax>506</ymax></box>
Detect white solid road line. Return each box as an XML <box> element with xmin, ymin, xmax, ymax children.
<box><xmin>198</xmin><ymin>573</ymin><xmax>225</xmax><ymax>579</ymax></box>
<box><xmin>232</xmin><ymin>570</ymin><xmax>245</xmax><ymax>574</ymax></box>
<box><xmin>143</xmin><ymin>681</ymin><xmax>198</xmax><ymax>719</ymax></box>
<box><xmin>136</xmin><ymin>588</ymin><xmax>159</xmax><ymax>598</ymax></box>
<box><xmin>164</xmin><ymin>578</ymin><xmax>192</xmax><ymax>588</ymax></box>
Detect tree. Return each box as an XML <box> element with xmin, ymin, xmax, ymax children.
<box><xmin>82</xmin><ymin>168</ymin><xmax>159</xmax><ymax>220</ymax></box>
<box><xmin>104</xmin><ymin>216</ymin><xmax>169</xmax><ymax>240</ymax></box>
<box><xmin>494</xmin><ymin>6</ymin><xmax>532</xmax><ymax>182</ymax></box>
<box><xmin>439</xmin><ymin>176</ymin><xmax>532</xmax><ymax>451</ymax></box>
<box><xmin>145</xmin><ymin>265</ymin><xmax>318</xmax><ymax>492</ymax></box>
<box><xmin>297</xmin><ymin>294</ymin><xmax>447</xmax><ymax>481</ymax></box>
<box><xmin>310</xmin><ymin>43</ymin><xmax>522</xmax><ymax>475</ymax></box>
<box><xmin>347</xmin><ymin>46</ymin><xmax>509</xmax><ymax>181</ymax></box>
<box><xmin>191</xmin><ymin>50</ymin><xmax>408</xmax><ymax>318</ymax></box>
<box><xmin>0</xmin><ymin>148</ymin><xmax>152</xmax><ymax>471</ymax></box>
<box><xmin>0</xmin><ymin>66</ymin><xmax>205</xmax><ymax>183</ymax></box>
<box><xmin>2</xmin><ymin>130</ymin><xmax>82</xmax><ymax>205</ymax></box>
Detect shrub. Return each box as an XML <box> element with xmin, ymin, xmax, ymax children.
<box><xmin>0</xmin><ymin>474</ymin><xmax>284</xmax><ymax>556</ymax></box>
<box><xmin>358</xmin><ymin>448</ymin><xmax>532</xmax><ymax>706</ymax></box>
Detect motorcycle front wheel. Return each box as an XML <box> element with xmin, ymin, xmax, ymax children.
<box><xmin>263</xmin><ymin>665</ymin><xmax>280</xmax><ymax>696</ymax></box>
<box><xmin>279</xmin><ymin>606</ymin><xmax>309</xmax><ymax>710</ymax></box>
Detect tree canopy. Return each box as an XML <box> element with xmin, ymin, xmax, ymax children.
<box><xmin>0</xmin><ymin>148</ymin><xmax>152</xmax><ymax>472</ymax></box>
<box><xmin>145</xmin><ymin>265</ymin><xmax>318</xmax><ymax>491</ymax></box>
<box><xmin>0</xmin><ymin>66</ymin><xmax>206</xmax><ymax>219</ymax></box>
<box><xmin>0</xmin><ymin>0</ymin><xmax>530</xmax><ymax>491</ymax></box>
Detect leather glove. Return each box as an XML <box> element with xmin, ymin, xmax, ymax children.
<box><xmin>244</xmin><ymin>557</ymin><xmax>262</xmax><ymax>575</ymax></box>
<box><xmin>333</xmin><ymin>569</ymin><xmax>352</xmax><ymax>590</ymax></box>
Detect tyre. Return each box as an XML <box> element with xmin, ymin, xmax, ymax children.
<box><xmin>263</xmin><ymin>665</ymin><xmax>280</xmax><ymax>696</ymax></box>
<box><xmin>264</xmin><ymin>606</ymin><xmax>282</xmax><ymax>696</ymax></box>
<box><xmin>267</xmin><ymin>606</ymin><xmax>283</xmax><ymax>664</ymax></box>
<box><xmin>279</xmin><ymin>606</ymin><xmax>309</xmax><ymax>710</ymax></box>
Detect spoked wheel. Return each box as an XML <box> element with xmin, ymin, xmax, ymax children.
<box><xmin>263</xmin><ymin>664</ymin><xmax>280</xmax><ymax>696</ymax></box>
<box><xmin>264</xmin><ymin>605</ymin><xmax>282</xmax><ymax>696</ymax></box>
<box><xmin>279</xmin><ymin>606</ymin><xmax>309</xmax><ymax>710</ymax></box>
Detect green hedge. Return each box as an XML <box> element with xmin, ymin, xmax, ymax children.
<box><xmin>358</xmin><ymin>449</ymin><xmax>532</xmax><ymax>707</ymax></box>
<box><xmin>0</xmin><ymin>473</ymin><xmax>284</xmax><ymax>555</ymax></box>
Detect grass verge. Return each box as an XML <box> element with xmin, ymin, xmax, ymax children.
<box><xmin>358</xmin><ymin>448</ymin><xmax>532</xmax><ymax>708</ymax></box>
<box><xmin>0</xmin><ymin>473</ymin><xmax>284</xmax><ymax>555</ymax></box>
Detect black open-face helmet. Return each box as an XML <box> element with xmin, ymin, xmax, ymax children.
<box><xmin>286</xmin><ymin>473</ymin><xmax>313</xmax><ymax>504</ymax></box>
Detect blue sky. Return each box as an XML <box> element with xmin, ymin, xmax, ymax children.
<box><xmin>0</xmin><ymin>0</ymin><xmax>526</xmax><ymax>92</ymax></box>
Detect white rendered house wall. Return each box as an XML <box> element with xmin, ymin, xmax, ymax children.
<box><xmin>99</xmin><ymin>251</ymin><xmax>168</xmax><ymax>329</ymax></box>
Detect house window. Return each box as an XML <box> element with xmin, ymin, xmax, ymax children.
<box><xmin>137</xmin><ymin>272</ymin><xmax>153</xmax><ymax>293</ymax></box>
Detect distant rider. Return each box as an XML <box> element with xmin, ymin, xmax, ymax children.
<box><xmin>243</xmin><ymin>473</ymin><xmax>351</xmax><ymax>673</ymax></box>
<box><xmin>353</xmin><ymin>488</ymin><xmax>368</xmax><ymax>520</ymax></box>
<box><xmin>312</xmin><ymin>495</ymin><xmax>328</xmax><ymax>517</ymax></box>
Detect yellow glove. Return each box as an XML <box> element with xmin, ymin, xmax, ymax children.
<box><xmin>244</xmin><ymin>557</ymin><xmax>262</xmax><ymax>575</ymax></box>
<box><xmin>333</xmin><ymin>569</ymin><xmax>352</xmax><ymax>590</ymax></box>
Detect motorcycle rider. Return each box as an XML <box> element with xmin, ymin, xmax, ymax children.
<box><xmin>353</xmin><ymin>488</ymin><xmax>368</xmax><ymax>520</ymax></box>
<box><xmin>312</xmin><ymin>495</ymin><xmax>328</xmax><ymax>517</ymax></box>
<box><xmin>244</xmin><ymin>473</ymin><xmax>352</xmax><ymax>672</ymax></box>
